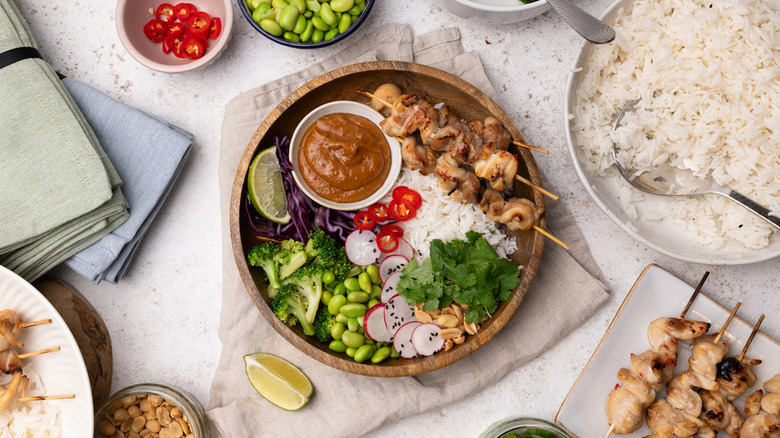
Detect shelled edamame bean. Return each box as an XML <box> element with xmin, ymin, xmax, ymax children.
<box><xmin>325</xmin><ymin>266</ymin><xmax>399</xmax><ymax>364</ymax></box>
<box><xmin>246</xmin><ymin>0</ymin><xmax>367</xmax><ymax>44</ymax></box>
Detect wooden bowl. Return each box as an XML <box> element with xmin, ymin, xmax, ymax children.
<box><xmin>229</xmin><ymin>61</ymin><xmax>546</xmax><ymax>377</ymax></box>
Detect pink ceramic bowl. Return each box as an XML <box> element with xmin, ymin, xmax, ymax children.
<box><xmin>116</xmin><ymin>0</ymin><xmax>233</xmax><ymax>73</ymax></box>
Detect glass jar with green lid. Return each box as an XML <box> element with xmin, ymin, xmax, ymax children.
<box><xmin>480</xmin><ymin>417</ymin><xmax>573</xmax><ymax>438</ymax></box>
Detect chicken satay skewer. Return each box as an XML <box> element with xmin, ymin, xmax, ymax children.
<box><xmin>359</xmin><ymin>90</ymin><xmax>550</xmax><ymax>154</ymax></box>
<box><xmin>605</xmin><ymin>272</ymin><xmax>711</xmax><ymax>438</ymax></box>
<box><xmin>19</xmin><ymin>319</ymin><xmax>52</xmax><ymax>329</ymax></box>
<box><xmin>17</xmin><ymin>346</ymin><xmax>60</xmax><ymax>360</ymax></box>
<box><xmin>515</xmin><ymin>175</ymin><xmax>559</xmax><ymax>200</ymax></box>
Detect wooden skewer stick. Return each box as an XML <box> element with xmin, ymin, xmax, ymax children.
<box><xmin>738</xmin><ymin>314</ymin><xmax>765</xmax><ymax>362</ymax></box>
<box><xmin>679</xmin><ymin>271</ymin><xmax>709</xmax><ymax>319</ymax></box>
<box><xmin>714</xmin><ymin>302</ymin><xmax>741</xmax><ymax>344</ymax></box>
<box><xmin>19</xmin><ymin>319</ymin><xmax>52</xmax><ymax>329</ymax></box>
<box><xmin>356</xmin><ymin>90</ymin><xmax>392</xmax><ymax>109</ymax></box>
<box><xmin>605</xmin><ymin>423</ymin><xmax>616</xmax><ymax>438</ymax></box>
<box><xmin>513</xmin><ymin>140</ymin><xmax>549</xmax><ymax>155</ymax></box>
<box><xmin>17</xmin><ymin>346</ymin><xmax>60</xmax><ymax>359</ymax></box>
<box><xmin>533</xmin><ymin>225</ymin><xmax>569</xmax><ymax>250</ymax></box>
<box><xmin>515</xmin><ymin>175</ymin><xmax>558</xmax><ymax>200</ymax></box>
<box><xmin>17</xmin><ymin>394</ymin><xmax>75</xmax><ymax>402</ymax></box>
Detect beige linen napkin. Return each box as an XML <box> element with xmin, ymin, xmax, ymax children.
<box><xmin>209</xmin><ymin>24</ymin><xmax>609</xmax><ymax>438</ymax></box>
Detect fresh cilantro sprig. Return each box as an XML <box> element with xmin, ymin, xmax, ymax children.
<box><xmin>396</xmin><ymin>231</ymin><xmax>521</xmax><ymax>324</ymax></box>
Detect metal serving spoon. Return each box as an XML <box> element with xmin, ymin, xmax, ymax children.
<box><xmin>611</xmin><ymin>99</ymin><xmax>780</xmax><ymax>230</ymax></box>
<box><xmin>547</xmin><ymin>0</ymin><xmax>616</xmax><ymax>44</ymax></box>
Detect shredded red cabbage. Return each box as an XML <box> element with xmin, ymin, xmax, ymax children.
<box><xmin>243</xmin><ymin>136</ymin><xmax>356</xmax><ymax>244</ymax></box>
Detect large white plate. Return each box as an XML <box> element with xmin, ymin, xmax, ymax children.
<box><xmin>563</xmin><ymin>0</ymin><xmax>780</xmax><ymax>265</ymax></box>
<box><xmin>555</xmin><ymin>264</ymin><xmax>780</xmax><ymax>437</ymax></box>
<box><xmin>0</xmin><ymin>265</ymin><xmax>93</xmax><ymax>437</ymax></box>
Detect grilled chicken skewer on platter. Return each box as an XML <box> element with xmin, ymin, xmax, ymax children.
<box><xmin>644</xmin><ymin>303</ymin><xmax>741</xmax><ymax>438</ymax></box>
<box><xmin>604</xmin><ymin>272</ymin><xmax>712</xmax><ymax>436</ymax></box>
<box><xmin>0</xmin><ymin>309</ymin><xmax>51</xmax><ymax>350</ymax></box>
<box><xmin>741</xmin><ymin>372</ymin><xmax>780</xmax><ymax>437</ymax></box>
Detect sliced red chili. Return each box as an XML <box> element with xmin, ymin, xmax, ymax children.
<box><xmin>149</xmin><ymin>19</ymin><xmax>169</xmax><ymax>34</ymax></box>
<box><xmin>187</xmin><ymin>11</ymin><xmax>211</xmax><ymax>39</ymax></box>
<box><xmin>143</xmin><ymin>20</ymin><xmax>166</xmax><ymax>43</ymax></box>
<box><xmin>392</xmin><ymin>186</ymin><xmax>422</xmax><ymax>209</ymax></box>
<box><xmin>388</xmin><ymin>198</ymin><xmax>416</xmax><ymax>221</ymax></box>
<box><xmin>367</xmin><ymin>203</ymin><xmax>389</xmax><ymax>222</ymax></box>
<box><xmin>156</xmin><ymin>3</ymin><xmax>176</xmax><ymax>23</ymax></box>
<box><xmin>173</xmin><ymin>3</ymin><xmax>196</xmax><ymax>22</ymax></box>
<box><xmin>180</xmin><ymin>36</ymin><xmax>206</xmax><ymax>59</ymax></box>
<box><xmin>379</xmin><ymin>224</ymin><xmax>404</xmax><ymax>238</ymax></box>
<box><xmin>171</xmin><ymin>36</ymin><xmax>187</xmax><ymax>58</ymax></box>
<box><xmin>208</xmin><ymin>17</ymin><xmax>222</xmax><ymax>39</ymax></box>
<box><xmin>166</xmin><ymin>21</ymin><xmax>185</xmax><ymax>39</ymax></box>
<box><xmin>353</xmin><ymin>211</ymin><xmax>375</xmax><ymax>231</ymax></box>
<box><xmin>376</xmin><ymin>230</ymin><xmax>400</xmax><ymax>253</ymax></box>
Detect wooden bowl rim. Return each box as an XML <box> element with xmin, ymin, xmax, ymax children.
<box><xmin>229</xmin><ymin>61</ymin><xmax>545</xmax><ymax>377</ymax></box>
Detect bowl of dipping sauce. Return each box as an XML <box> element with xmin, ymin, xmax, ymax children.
<box><xmin>480</xmin><ymin>417</ymin><xmax>572</xmax><ymax>438</ymax></box>
<box><xmin>290</xmin><ymin>101</ymin><xmax>401</xmax><ymax>211</ymax></box>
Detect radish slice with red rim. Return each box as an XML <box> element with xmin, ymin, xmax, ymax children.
<box><xmin>380</xmin><ymin>272</ymin><xmax>401</xmax><ymax>303</ymax></box>
<box><xmin>411</xmin><ymin>323</ymin><xmax>445</xmax><ymax>356</ymax></box>
<box><xmin>379</xmin><ymin>255</ymin><xmax>408</xmax><ymax>283</ymax></box>
<box><xmin>363</xmin><ymin>304</ymin><xmax>393</xmax><ymax>343</ymax></box>
<box><xmin>393</xmin><ymin>321</ymin><xmax>422</xmax><ymax>359</ymax></box>
<box><xmin>345</xmin><ymin>229</ymin><xmax>380</xmax><ymax>266</ymax></box>
<box><xmin>384</xmin><ymin>293</ymin><xmax>416</xmax><ymax>334</ymax></box>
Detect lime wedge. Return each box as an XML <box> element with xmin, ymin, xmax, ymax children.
<box><xmin>244</xmin><ymin>353</ymin><xmax>313</xmax><ymax>411</ymax></box>
<box><xmin>247</xmin><ymin>147</ymin><xmax>291</xmax><ymax>224</ymax></box>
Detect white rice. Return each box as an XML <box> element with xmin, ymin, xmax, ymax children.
<box><xmin>0</xmin><ymin>367</ymin><xmax>62</xmax><ymax>438</ymax></box>
<box><xmin>392</xmin><ymin>167</ymin><xmax>519</xmax><ymax>259</ymax></box>
<box><xmin>572</xmin><ymin>0</ymin><xmax>780</xmax><ymax>249</ymax></box>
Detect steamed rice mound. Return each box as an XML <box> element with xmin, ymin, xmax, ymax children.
<box><xmin>572</xmin><ymin>0</ymin><xmax>780</xmax><ymax>249</ymax></box>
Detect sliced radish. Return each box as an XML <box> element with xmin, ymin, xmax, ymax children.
<box><xmin>411</xmin><ymin>323</ymin><xmax>445</xmax><ymax>357</ymax></box>
<box><xmin>380</xmin><ymin>272</ymin><xmax>401</xmax><ymax>303</ymax></box>
<box><xmin>345</xmin><ymin>230</ymin><xmax>380</xmax><ymax>266</ymax></box>
<box><xmin>379</xmin><ymin>255</ymin><xmax>408</xmax><ymax>283</ymax></box>
<box><xmin>393</xmin><ymin>321</ymin><xmax>422</xmax><ymax>359</ymax></box>
<box><xmin>384</xmin><ymin>293</ymin><xmax>416</xmax><ymax>334</ymax></box>
<box><xmin>376</xmin><ymin>237</ymin><xmax>414</xmax><ymax>265</ymax></box>
<box><xmin>363</xmin><ymin>304</ymin><xmax>393</xmax><ymax>343</ymax></box>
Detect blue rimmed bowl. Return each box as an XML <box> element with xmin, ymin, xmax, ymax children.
<box><xmin>237</xmin><ymin>0</ymin><xmax>375</xmax><ymax>49</ymax></box>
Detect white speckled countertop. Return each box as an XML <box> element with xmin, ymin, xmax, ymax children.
<box><xmin>16</xmin><ymin>0</ymin><xmax>779</xmax><ymax>436</ymax></box>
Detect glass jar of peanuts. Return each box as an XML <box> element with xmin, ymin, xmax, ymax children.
<box><xmin>94</xmin><ymin>383</ymin><xmax>209</xmax><ymax>438</ymax></box>
<box><xmin>479</xmin><ymin>417</ymin><xmax>573</xmax><ymax>438</ymax></box>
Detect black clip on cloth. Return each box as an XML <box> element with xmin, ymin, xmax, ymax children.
<box><xmin>0</xmin><ymin>46</ymin><xmax>42</xmax><ymax>70</ymax></box>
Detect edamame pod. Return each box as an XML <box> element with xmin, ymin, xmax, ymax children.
<box><xmin>279</xmin><ymin>5</ymin><xmax>299</xmax><ymax>31</ymax></box>
<box><xmin>335</xmin><ymin>313</ymin><xmax>349</xmax><ymax>324</ymax></box>
<box><xmin>260</xmin><ymin>19</ymin><xmax>283</xmax><ymax>36</ymax></box>
<box><xmin>331</xmin><ymin>322</ymin><xmax>346</xmax><ymax>340</ymax></box>
<box><xmin>329</xmin><ymin>339</ymin><xmax>348</xmax><ymax>353</ymax></box>
<box><xmin>330</xmin><ymin>0</ymin><xmax>354</xmax><ymax>13</ymax></box>
<box><xmin>311</xmin><ymin>29</ymin><xmax>324</xmax><ymax>43</ymax></box>
<box><xmin>311</xmin><ymin>16</ymin><xmax>329</xmax><ymax>31</ymax></box>
<box><xmin>365</xmin><ymin>265</ymin><xmax>381</xmax><ymax>285</ymax></box>
<box><xmin>358</xmin><ymin>272</ymin><xmax>372</xmax><ymax>293</ymax></box>
<box><xmin>344</xmin><ymin>277</ymin><xmax>361</xmax><ymax>292</ymax></box>
<box><xmin>293</xmin><ymin>14</ymin><xmax>307</xmax><ymax>34</ymax></box>
<box><xmin>341</xmin><ymin>330</ymin><xmax>365</xmax><ymax>348</ymax></box>
<box><xmin>371</xmin><ymin>346</ymin><xmax>391</xmax><ymax>363</ymax></box>
<box><xmin>347</xmin><ymin>317</ymin><xmax>359</xmax><ymax>332</ymax></box>
<box><xmin>354</xmin><ymin>344</ymin><xmax>375</xmax><ymax>363</ymax></box>
<box><xmin>339</xmin><ymin>303</ymin><xmax>366</xmax><ymax>318</ymax></box>
<box><xmin>319</xmin><ymin>3</ymin><xmax>337</xmax><ymax>26</ymax></box>
<box><xmin>300</xmin><ymin>20</ymin><xmax>314</xmax><ymax>42</ymax></box>
<box><xmin>345</xmin><ymin>347</ymin><xmax>357</xmax><ymax>358</ymax></box>
<box><xmin>327</xmin><ymin>294</ymin><xmax>347</xmax><ymax>315</ymax></box>
<box><xmin>333</xmin><ymin>282</ymin><xmax>347</xmax><ymax>296</ymax></box>
<box><xmin>347</xmin><ymin>291</ymin><xmax>369</xmax><ymax>303</ymax></box>
<box><xmin>324</xmin><ymin>27</ymin><xmax>339</xmax><ymax>40</ymax></box>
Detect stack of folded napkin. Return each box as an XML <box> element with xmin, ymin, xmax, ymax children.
<box><xmin>0</xmin><ymin>0</ymin><xmax>192</xmax><ymax>283</ymax></box>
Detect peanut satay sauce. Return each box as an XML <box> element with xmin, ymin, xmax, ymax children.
<box><xmin>298</xmin><ymin>113</ymin><xmax>391</xmax><ymax>203</ymax></box>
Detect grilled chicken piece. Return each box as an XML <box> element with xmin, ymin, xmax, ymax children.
<box><xmin>399</xmin><ymin>136</ymin><xmax>436</xmax><ymax>175</ymax></box>
<box><xmin>605</xmin><ymin>318</ymin><xmax>710</xmax><ymax>434</ymax></box>
<box><xmin>0</xmin><ymin>349</ymin><xmax>22</xmax><ymax>375</ymax></box>
<box><xmin>646</xmin><ymin>398</ymin><xmax>705</xmax><ymax>438</ymax></box>
<box><xmin>434</xmin><ymin>153</ymin><xmax>480</xmax><ymax>204</ymax></box>
<box><xmin>379</xmin><ymin>94</ymin><xmax>439</xmax><ymax>143</ymax></box>
<box><xmin>474</xmin><ymin>142</ymin><xmax>517</xmax><ymax>192</ymax></box>
<box><xmin>717</xmin><ymin>357</ymin><xmax>762</xmax><ymax>401</ymax></box>
<box><xmin>0</xmin><ymin>310</ymin><xmax>23</xmax><ymax>351</ymax></box>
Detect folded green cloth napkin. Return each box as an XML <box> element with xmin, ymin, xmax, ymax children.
<box><xmin>0</xmin><ymin>0</ymin><xmax>129</xmax><ymax>281</ymax></box>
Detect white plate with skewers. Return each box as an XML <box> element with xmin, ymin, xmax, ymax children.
<box><xmin>0</xmin><ymin>265</ymin><xmax>93</xmax><ymax>436</ymax></box>
<box><xmin>555</xmin><ymin>264</ymin><xmax>780</xmax><ymax>437</ymax></box>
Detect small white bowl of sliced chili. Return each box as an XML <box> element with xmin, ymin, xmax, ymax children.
<box><xmin>290</xmin><ymin>101</ymin><xmax>402</xmax><ymax>211</ymax></box>
<box><xmin>116</xmin><ymin>0</ymin><xmax>233</xmax><ymax>73</ymax></box>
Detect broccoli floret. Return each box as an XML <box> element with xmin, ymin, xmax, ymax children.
<box><xmin>271</xmin><ymin>284</ymin><xmax>314</xmax><ymax>336</ymax></box>
<box><xmin>304</xmin><ymin>228</ymin><xmax>357</xmax><ymax>282</ymax></box>
<box><xmin>313</xmin><ymin>305</ymin><xmax>335</xmax><ymax>344</ymax></box>
<box><xmin>247</xmin><ymin>240</ymin><xmax>308</xmax><ymax>296</ymax></box>
<box><xmin>247</xmin><ymin>242</ymin><xmax>284</xmax><ymax>291</ymax></box>
<box><xmin>284</xmin><ymin>263</ymin><xmax>325</xmax><ymax>324</ymax></box>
